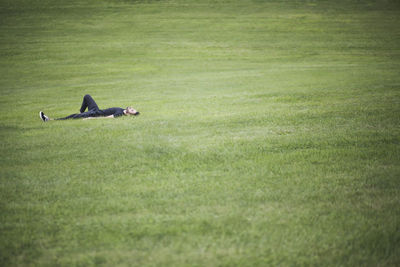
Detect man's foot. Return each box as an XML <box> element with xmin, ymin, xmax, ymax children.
<box><xmin>39</xmin><ymin>111</ymin><xmax>49</xmax><ymax>122</ymax></box>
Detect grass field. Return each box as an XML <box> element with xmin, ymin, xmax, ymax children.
<box><xmin>1</xmin><ymin>0</ymin><xmax>400</xmax><ymax>265</ymax></box>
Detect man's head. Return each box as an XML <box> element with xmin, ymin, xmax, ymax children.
<box><xmin>125</xmin><ymin>107</ymin><xmax>140</xmax><ymax>116</ymax></box>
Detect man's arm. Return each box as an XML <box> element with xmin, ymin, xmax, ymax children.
<box><xmin>83</xmin><ymin>115</ymin><xmax>114</xmax><ymax>120</ymax></box>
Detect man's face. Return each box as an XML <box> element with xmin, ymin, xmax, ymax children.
<box><xmin>127</xmin><ymin>107</ymin><xmax>139</xmax><ymax>115</ymax></box>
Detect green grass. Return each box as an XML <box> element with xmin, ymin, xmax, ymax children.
<box><xmin>1</xmin><ymin>0</ymin><xmax>400</xmax><ymax>265</ymax></box>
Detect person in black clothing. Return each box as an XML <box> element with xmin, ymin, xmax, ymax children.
<box><xmin>39</xmin><ymin>94</ymin><xmax>139</xmax><ymax>122</ymax></box>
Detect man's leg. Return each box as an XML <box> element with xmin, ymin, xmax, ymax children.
<box><xmin>80</xmin><ymin>94</ymin><xmax>100</xmax><ymax>113</ymax></box>
<box><xmin>56</xmin><ymin>111</ymin><xmax>96</xmax><ymax>120</ymax></box>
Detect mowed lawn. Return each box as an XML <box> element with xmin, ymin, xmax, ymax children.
<box><xmin>1</xmin><ymin>0</ymin><xmax>399</xmax><ymax>265</ymax></box>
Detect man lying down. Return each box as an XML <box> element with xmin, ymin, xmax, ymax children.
<box><xmin>40</xmin><ymin>94</ymin><xmax>140</xmax><ymax>122</ymax></box>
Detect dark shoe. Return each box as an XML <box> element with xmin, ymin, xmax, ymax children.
<box><xmin>39</xmin><ymin>111</ymin><xmax>49</xmax><ymax>122</ymax></box>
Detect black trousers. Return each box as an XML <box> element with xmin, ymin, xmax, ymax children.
<box><xmin>57</xmin><ymin>94</ymin><xmax>101</xmax><ymax>120</ymax></box>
